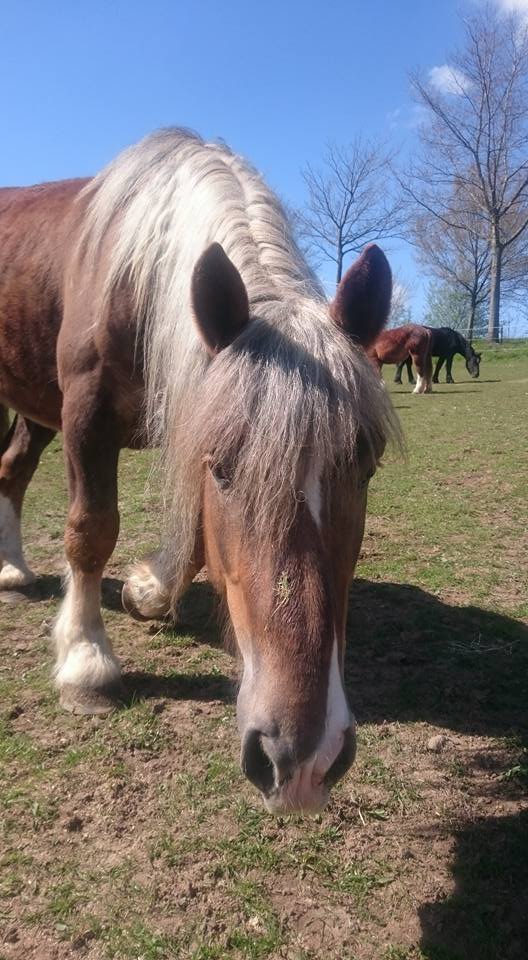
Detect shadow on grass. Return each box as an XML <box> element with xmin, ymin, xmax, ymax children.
<box><xmin>468</xmin><ymin>378</ymin><xmax>501</xmax><ymax>383</ymax></box>
<box><xmin>419</xmin><ymin>812</ymin><xmax>528</xmax><ymax>960</ymax></box>
<box><xmin>346</xmin><ymin>579</ymin><xmax>528</xmax><ymax>744</ymax></box>
<box><xmin>390</xmin><ymin>388</ymin><xmax>482</xmax><ymax>397</ymax></box>
<box><xmin>345</xmin><ymin>580</ymin><xmax>527</xmax><ymax>960</ymax></box>
<box><xmin>117</xmin><ymin>575</ymin><xmax>528</xmax><ymax>752</ymax></box>
<box><xmin>12</xmin><ymin>573</ymin><xmax>126</xmax><ymax>612</ymax></box>
<box><xmin>17</xmin><ymin>574</ymin><xmax>526</xmax><ymax>744</ymax></box>
<box><xmin>428</xmin><ymin>388</ymin><xmax>482</xmax><ymax>394</ymax></box>
<box><xmin>123</xmin><ymin>579</ymin><xmax>230</xmax><ymax>704</ymax></box>
<box><xmin>122</xmin><ymin>667</ymin><xmax>232</xmax><ymax>705</ymax></box>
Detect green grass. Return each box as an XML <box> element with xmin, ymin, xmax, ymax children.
<box><xmin>1</xmin><ymin>344</ymin><xmax>527</xmax><ymax>959</ymax></box>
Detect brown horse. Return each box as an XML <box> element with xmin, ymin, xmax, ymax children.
<box><xmin>368</xmin><ymin>324</ymin><xmax>433</xmax><ymax>393</ymax></box>
<box><xmin>0</xmin><ymin>129</ymin><xmax>398</xmax><ymax>813</ymax></box>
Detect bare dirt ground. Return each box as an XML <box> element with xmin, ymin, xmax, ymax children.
<box><xmin>1</xmin><ymin>344</ymin><xmax>527</xmax><ymax>960</ymax></box>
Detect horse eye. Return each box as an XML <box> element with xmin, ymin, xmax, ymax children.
<box><xmin>360</xmin><ymin>468</ymin><xmax>375</xmax><ymax>489</ymax></box>
<box><xmin>209</xmin><ymin>460</ymin><xmax>231</xmax><ymax>490</ymax></box>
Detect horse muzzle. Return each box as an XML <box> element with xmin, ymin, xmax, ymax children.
<box><xmin>240</xmin><ymin>721</ymin><xmax>357</xmax><ymax>814</ymax></box>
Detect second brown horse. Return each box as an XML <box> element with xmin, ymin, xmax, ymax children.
<box><xmin>368</xmin><ymin>324</ymin><xmax>433</xmax><ymax>393</ymax></box>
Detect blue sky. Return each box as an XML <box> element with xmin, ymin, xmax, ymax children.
<box><xmin>0</xmin><ymin>0</ymin><xmax>506</xmax><ymax>322</ymax></box>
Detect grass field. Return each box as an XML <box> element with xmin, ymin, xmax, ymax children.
<box><xmin>1</xmin><ymin>340</ymin><xmax>527</xmax><ymax>960</ymax></box>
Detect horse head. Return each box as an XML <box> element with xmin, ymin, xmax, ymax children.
<box><xmin>190</xmin><ymin>243</ymin><xmax>393</xmax><ymax>813</ymax></box>
<box><xmin>466</xmin><ymin>346</ymin><xmax>481</xmax><ymax>378</ymax></box>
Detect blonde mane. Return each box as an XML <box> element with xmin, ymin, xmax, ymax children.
<box><xmin>79</xmin><ymin>128</ymin><xmax>399</xmax><ymax>600</ymax></box>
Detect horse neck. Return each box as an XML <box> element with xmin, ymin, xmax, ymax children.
<box><xmin>456</xmin><ymin>332</ymin><xmax>472</xmax><ymax>359</ymax></box>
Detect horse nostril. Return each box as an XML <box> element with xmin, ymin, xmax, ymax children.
<box><xmin>261</xmin><ymin>737</ymin><xmax>298</xmax><ymax>787</ymax></box>
<box><xmin>324</xmin><ymin>726</ymin><xmax>357</xmax><ymax>788</ymax></box>
<box><xmin>241</xmin><ymin>729</ymin><xmax>275</xmax><ymax>795</ymax></box>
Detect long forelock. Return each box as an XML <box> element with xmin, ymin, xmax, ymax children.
<box><xmin>182</xmin><ymin>302</ymin><xmax>400</xmax><ymax>553</ymax></box>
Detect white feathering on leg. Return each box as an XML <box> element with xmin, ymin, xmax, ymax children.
<box><xmin>54</xmin><ymin>567</ymin><xmax>120</xmax><ymax>690</ymax></box>
<box><xmin>0</xmin><ymin>494</ymin><xmax>36</xmax><ymax>588</ymax></box>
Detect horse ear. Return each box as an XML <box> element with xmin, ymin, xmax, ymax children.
<box><xmin>192</xmin><ymin>243</ymin><xmax>250</xmax><ymax>355</ymax></box>
<box><xmin>331</xmin><ymin>244</ymin><xmax>392</xmax><ymax>349</ymax></box>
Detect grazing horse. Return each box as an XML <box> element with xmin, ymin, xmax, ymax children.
<box><xmin>0</xmin><ymin>129</ymin><xmax>399</xmax><ymax>813</ymax></box>
<box><xmin>368</xmin><ymin>324</ymin><xmax>433</xmax><ymax>393</ymax></box>
<box><xmin>394</xmin><ymin>327</ymin><xmax>481</xmax><ymax>385</ymax></box>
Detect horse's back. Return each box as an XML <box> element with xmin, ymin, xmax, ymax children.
<box><xmin>370</xmin><ymin>324</ymin><xmax>430</xmax><ymax>363</ymax></box>
<box><xmin>428</xmin><ymin>326</ymin><xmax>462</xmax><ymax>357</ymax></box>
<box><xmin>0</xmin><ymin>178</ymin><xmax>89</xmax><ymax>429</ymax></box>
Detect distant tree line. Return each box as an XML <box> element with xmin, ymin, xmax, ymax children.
<box><xmin>294</xmin><ymin>5</ymin><xmax>528</xmax><ymax>342</ymax></box>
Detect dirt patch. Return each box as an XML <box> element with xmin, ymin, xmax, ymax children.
<box><xmin>2</xmin><ymin>355</ymin><xmax>528</xmax><ymax>959</ymax></box>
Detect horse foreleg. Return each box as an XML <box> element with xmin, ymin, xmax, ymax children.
<box><xmin>54</xmin><ymin>390</ymin><xmax>121</xmax><ymax>714</ymax></box>
<box><xmin>122</xmin><ymin>528</ymin><xmax>205</xmax><ymax>622</ymax></box>
<box><xmin>446</xmin><ymin>356</ymin><xmax>454</xmax><ymax>383</ymax></box>
<box><xmin>0</xmin><ymin>415</ymin><xmax>55</xmax><ymax>588</ymax></box>
<box><xmin>394</xmin><ymin>361</ymin><xmax>405</xmax><ymax>384</ymax></box>
<box><xmin>432</xmin><ymin>357</ymin><xmax>444</xmax><ymax>384</ymax></box>
<box><xmin>412</xmin><ymin>349</ymin><xmax>433</xmax><ymax>394</ymax></box>
<box><xmin>406</xmin><ymin>357</ymin><xmax>415</xmax><ymax>384</ymax></box>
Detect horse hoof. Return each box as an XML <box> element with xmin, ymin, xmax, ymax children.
<box><xmin>0</xmin><ymin>564</ymin><xmax>37</xmax><ymax>590</ymax></box>
<box><xmin>121</xmin><ymin>582</ymin><xmax>153</xmax><ymax>621</ymax></box>
<box><xmin>121</xmin><ymin>575</ymin><xmax>170</xmax><ymax>621</ymax></box>
<box><xmin>59</xmin><ymin>682</ymin><xmax>123</xmax><ymax>716</ymax></box>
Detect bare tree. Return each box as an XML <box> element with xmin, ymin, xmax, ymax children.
<box><xmin>298</xmin><ymin>139</ymin><xmax>404</xmax><ymax>283</ymax></box>
<box><xmin>411</xmin><ymin>199</ymin><xmax>528</xmax><ymax>338</ymax></box>
<box><xmin>424</xmin><ymin>280</ymin><xmax>487</xmax><ymax>336</ymax></box>
<box><xmin>411</xmin><ymin>201</ymin><xmax>490</xmax><ymax>339</ymax></box>
<box><xmin>404</xmin><ymin>6</ymin><xmax>528</xmax><ymax>341</ymax></box>
<box><xmin>388</xmin><ymin>276</ymin><xmax>413</xmax><ymax>328</ymax></box>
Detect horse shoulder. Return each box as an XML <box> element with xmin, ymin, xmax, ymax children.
<box><xmin>0</xmin><ymin>180</ymin><xmax>88</xmax><ymax>428</ymax></box>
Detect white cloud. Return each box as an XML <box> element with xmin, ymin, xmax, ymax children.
<box><xmin>409</xmin><ymin>104</ymin><xmax>429</xmax><ymax>127</ymax></box>
<box><xmin>429</xmin><ymin>64</ymin><xmax>472</xmax><ymax>95</ymax></box>
<box><xmin>386</xmin><ymin>107</ymin><xmax>402</xmax><ymax>128</ymax></box>
<box><xmin>495</xmin><ymin>0</ymin><xmax>528</xmax><ymax>12</ymax></box>
<box><xmin>386</xmin><ymin>104</ymin><xmax>427</xmax><ymax>130</ymax></box>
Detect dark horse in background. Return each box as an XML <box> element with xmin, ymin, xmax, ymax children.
<box><xmin>395</xmin><ymin>327</ymin><xmax>481</xmax><ymax>385</ymax></box>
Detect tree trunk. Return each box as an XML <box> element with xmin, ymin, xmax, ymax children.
<box><xmin>336</xmin><ymin>231</ymin><xmax>343</xmax><ymax>284</ymax></box>
<box><xmin>467</xmin><ymin>291</ymin><xmax>477</xmax><ymax>341</ymax></box>
<box><xmin>487</xmin><ymin>236</ymin><xmax>502</xmax><ymax>342</ymax></box>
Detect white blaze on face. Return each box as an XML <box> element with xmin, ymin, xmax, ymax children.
<box><xmin>313</xmin><ymin>638</ymin><xmax>351</xmax><ymax>779</ymax></box>
<box><xmin>264</xmin><ymin>638</ymin><xmax>353</xmax><ymax>815</ymax></box>
<box><xmin>303</xmin><ymin>460</ymin><xmax>322</xmax><ymax>529</ymax></box>
<box><xmin>302</xmin><ymin>464</ymin><xmax>350</xmax><ymax>759</ymax></box>
<box><xmin>0</xmin><ymin>493</ymin><xmax>36</xmax><ymax>588</ymax></box>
